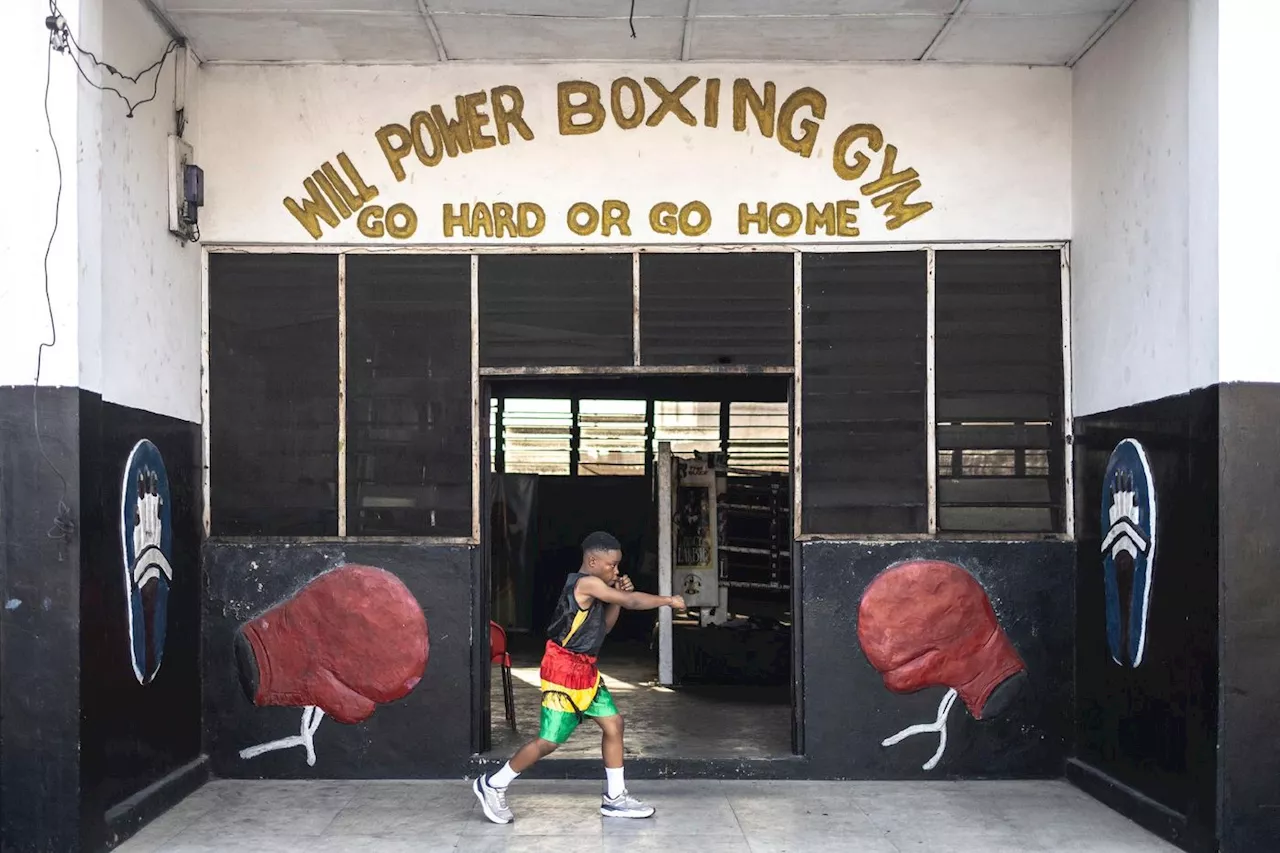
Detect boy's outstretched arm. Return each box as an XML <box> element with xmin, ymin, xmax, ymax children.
<box><xmin>577</xmin><ymin>575</ymin><xmax>685</xmax><ymax>612</ymax></box>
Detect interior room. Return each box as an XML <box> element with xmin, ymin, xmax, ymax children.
<box><xmin>483</xmin><ymin>375</ymin><xmax>794</xmax><ymax>761</ymax></box>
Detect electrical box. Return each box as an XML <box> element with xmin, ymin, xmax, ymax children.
<box><xmin>167</xmin><ymin>134</ymin><xmax>194</xmax><ymax>236</ymax></box>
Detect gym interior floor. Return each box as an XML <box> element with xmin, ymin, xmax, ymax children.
<box><xmin>485</xmin><ymin>634</ymin><xmax>793</xmax><ymax>760</ymax></box>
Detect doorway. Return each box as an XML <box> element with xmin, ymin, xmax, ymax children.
<box><xmin>480</xmin><ymin>375</ymin><xmax>795</xmax><ymax>762</ymax></box>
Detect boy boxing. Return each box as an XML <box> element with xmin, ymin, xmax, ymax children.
<box><xmin>473</xmin><ymin>531</ymin><xmax>685</xmax><ymax>823</ymax></box>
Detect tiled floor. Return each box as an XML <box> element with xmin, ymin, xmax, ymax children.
<box><xmin>487</xmin><ymin>639</ymin><xmax>792</xmax><ymax>760</ymax></box>
<box><xmin>114</xmin><ymin>778</ymin><xmax>1183</xmax><ymax>852</ymax></box>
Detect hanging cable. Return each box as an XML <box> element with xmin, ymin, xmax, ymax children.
<box><xmin>36</xmin><ymin>24</ymin><xmax>75</xmax><ymax>551</ymax></box>
<box><xmin>629</xmin><ymin>0</ymin><xmax>637</xmax><ymax>38</ymax></box>
<box><xmin>47</xmin><ymin>0</ymin><xmax>179</xmax><ymax>118</ymax></box>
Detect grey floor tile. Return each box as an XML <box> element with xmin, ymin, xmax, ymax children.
<box><xmin>326</xmin><ymin>799</ymin><xmax>475</xmax><ymax>836</ymax></box>
<box><xmin>605</xmin><ymin>837</ymin><xmax>752</xmax><ymax>853</ymax></box>
<box><xmin>746</xmin><ymin>831</ymin><xmax>898</xmax><ymax>853</ymax></box>
<box><xmin>464</xmin><ymin>834</ymin><xmax>601</xmax><ymax>853</ymax></box>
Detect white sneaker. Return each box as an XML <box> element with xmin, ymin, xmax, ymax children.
<box><xmin>472</xmin><ymin>774</ymin><xmax>514</xmax><ymax>824</ymax></box>
<box><xmin>601</xmin><ymin>790</ymin><xmax>656</xmax><ymax>818</ymax></box>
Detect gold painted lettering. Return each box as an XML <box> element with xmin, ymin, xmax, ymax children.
<box><xmin>410</xmin><ymin>110</ymin><xmax>444</xmax><ymax>167</ymax></box>
<box><xmin>837</xmin><ymin>200</ymin><xmax>860</xmax><ymax>237</ymax></box>
<box><xmin>320</xmin><ymin>162</ymin><xmax>364</xmax><ymax>214</ymax></box>
<box><xmin>337</xmin><ymin>152</ymin><xmax>379</xmax><ymax>204</ymax></box>
<box><xmin>602</xmin><ymin>200</ymin><xmax>632</xmax><ymax>236</ymax></box>
<box><xmin>778</xmin><ymin>88</ymin><xmax>826</xmax><ymax>159</ymax></box>
<box><xmin>357</xmin><ymin>205</ymin><xmax>385</xmax><ymax>238</ymax></box>
<box><xmin>493</xmin><ymin>202</ymin><xmax>518</xmax><ymax>238</ymax></box>
<box><xmin>491</xmin><ymin>85</ymin><xmax>535</xmax><ymax>145</ymax></box>
<box><xmin>680</xmin><ymin>201</ymin><xmax>711</xmax><ymax>237</ymax></box>
<box><xmin>558</xmin><ymin>81</ymin><xmax>606</xmax><ymax>136</ymax></box>
<box><xmin>769</xmin><ymin>202</ymin><xmax>802</xmax><ymax>237</ymax></box>
<box><xmin>805</xmin><ymin>202</ymin><xmax>835</xmax><ymax>236</ymax></box>
<box><xmin>738</xmin><ymin>202</ymin><xmax>768</xmax><ymax>235</ymax></box>
<box><xmin>567</xmin><ymin>202</ymin><xmax>600</xmax><ymax>235</ymax></box>
<box><xmin>732</xmin><ymin>79</ymin><xmax>776</xmax><ymax>138</ymax></box>
<box><xmin>312</xmin><ymin>169</ymin><xmax>353</xmax><ymax>219</ymax></box>
<box><xmin>833</xmin><ymin>123</ymin><xmax>883</xmax><ymax>181</ymax></box>
<box><xmin>375</xmin><ymin>124</ymin><xmax>413</xmax><ymax>181</ymax></box>
<box><xmin>284</xmin><ymin>177</ymin><xmax>341</xmax><ymax>240</ymax></box>
<box><xmin>432</xmin><ymin>100</ymin><xmax>475</xmax><ymax>157</ymax></box>
<box><xmin>462</xmin><ymin>91</ymin><xmax>496</xmax><ymax>151</ymax></box>
<box><xmin>472</xmin><ymin>202</ymin><xmax>495</xmax><ymax>238</ymax></box>
<box><xmin>650</xmin><ymin>202</ymin><xmax>679</xmax><ymax>235</ymax></box>
<box><xmin>859</xmin><ymin>144</ymin><xmax>917</xmax><ymax>195</ymax></box>
<box><xmin>644</xmin><ymin>76</ymin><xmax>699</xmax><ymax>127</ymax></box>
<box><xmin>871</xmin><ymin>180</ymin><xmax>933</xmax><ymax>230</ymax></box>
<box><xmin>386</xmin><ymin>203</ymin><xmax>418</xmax><ymax>239</ymax></box>
<box><xmin>611</xmin><ymin>77</ymin><xmax>646</xmax><ymax>130</ymax></box>
<box><xmin>443</xmin><ymin>203</ymin><xmax>473</xmax><ymax>238</ymax></box>
<box><xmin>517</xmin><ymin>202</ymin><xmax>546</xmax><ymax>238</ymax></box>
<box><xmin>704</xmin><ymin>78</ymin><xmax>720</xmax><ymax>128</ymax></box>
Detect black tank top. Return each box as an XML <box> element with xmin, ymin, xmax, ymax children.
<box><xmin>546</xmin><ymin>572</ymin><xmax>608</xmax><ymax>657</ymax></box>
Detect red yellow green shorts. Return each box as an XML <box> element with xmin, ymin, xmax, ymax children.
<box><xmin>538</xmin><ymin>641</ymin><xmax>618</xmax><ymax>744</ymax></box>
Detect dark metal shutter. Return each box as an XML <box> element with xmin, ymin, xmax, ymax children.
<box><xmin>935</xmin><ymin>249</ymin><xmax>1065</xmax><ymax>533</ymax></box>
<box><xmin>639</xmin><ymin>253</ymin><xmax>794</xmax><ymax>366</ymax></box>
<box><xmin>208</xmin><ymin>253</ymin><xmax>339</xmax><ymax>536</ymax></box>
<box><xmin>479</xmin><ymin>254</ymin><xmax>632</xmax><ymax>367</ymax></box>
<box><xmin>346</xmin><ymin>255</ymin><xmax>472</xmax><ymax>536</ymax></box>
<box><xmin>801</xmin><ymin>252</ymin><xmax>928</xmax><ymax>534</ymax></box>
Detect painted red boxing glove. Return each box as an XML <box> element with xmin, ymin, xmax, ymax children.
<box><xmin>857</xmin><ymin>559</ymin><xmax>1024</xmax><ymax>720</ymax></box>
<box><xmin>236</xmin><ymin>564</ymin><xmax>428</xmax><ymax>724</ymax></box>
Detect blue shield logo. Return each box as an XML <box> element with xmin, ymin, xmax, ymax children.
<box><xmin>1100</xmin><ymin>438</ymin><xmax>1156</xmax><ymax>667</ymax></box>
<box><xmin>121</xmin><ymin>440</ymin><xmax>173</xmax><ymax>684</ymax></box>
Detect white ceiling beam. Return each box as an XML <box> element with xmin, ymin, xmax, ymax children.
<box><xmin>680</xmin><ymin>0</ymin><xmax>698</xmax><ymax>61</ymax></box>
<box><xmin>417</xmin><ymin>0</ymin><xmax>450</xmax><ymax>61</ymax></box>
<box><xmin>919</xmin><ymin>0</ymin><xmax>970</xmax><ymax>62</ymax></box>
<box><xmin>1067</xmin><ymin>0</ymin><xmax>1135</xmax><ymax>67</ymax></box>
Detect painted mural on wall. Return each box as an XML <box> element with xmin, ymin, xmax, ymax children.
<box><xmin>1101</xmin><ymin>438</ymin><xmax>1157</xmax><ymax>667</ymax></box>
<box><xmin>236</xmin><ymin>564</ymin><xmax>429</xmax><ymax>766</ymax></box>
<box><xmin>857</xmin><ymin>559</ymin><xmax>1026</xmax><ymax>770</ymax></box>
<box><xmin>121</xmin><ymin>439</ymin><xmax>173</xmax><ymax>685</ymax></box>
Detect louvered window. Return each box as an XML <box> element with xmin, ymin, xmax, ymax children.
<box><xmin>801</xmin><ymin>252</ymin><xmax>928</xmax><ymax>534</ymax></box>
<box><xmin>934</xmin><ymin>250</ymin><xmax>1064</xmax><ymax>533</ymax></box>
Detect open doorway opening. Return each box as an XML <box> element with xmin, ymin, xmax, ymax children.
<box><xmin>483</xmin><ymin>375</ymin><xmax>794</xmax><ymax>761</ymax></box>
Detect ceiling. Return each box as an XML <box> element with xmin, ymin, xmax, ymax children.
<box><xmin>147</xmin><ymin>0</ymin><xmax>1134</xmax><ymax>66</ymax></box>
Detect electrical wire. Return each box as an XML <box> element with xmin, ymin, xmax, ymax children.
<box><xmin>36</xmin><ymin>34</ymin><xmax>75</xmax><ymax>548</ymax></box>
<box><xmin>629</xmin><ymin>0</ymin><xmax>637</xmax><ymax>38</ymax></box>
<box><xmin>33</xmin><ymin>3</ymin><xmax>182</xmax><ymax>548</ymax></box>
<box><xmin>47</xmin><ymin>0</ymin><xmax>179</xmax><ymax>118</ymax></box>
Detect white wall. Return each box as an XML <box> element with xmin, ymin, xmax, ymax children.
<box><xmin>0</xmin><ymin>0</ymin><xmax>82</xmax><ymax>388</ymax></box>
<box><xmin>1072</xmin><ymin>0</ymin><xmax>1196</xmax><ymax>417</ymax></box>
<box><xmin>96</xmin><ymin>0</ymin><xmax>202</xmax><ymax>423</ymax></box>
<box><xmin>197</xmin><ymin>63</ymin><xmax>1071</xmax><ymax>246</ymax></box>
<box><xmin>0</xmin><ymin>0</ymin><xmax>202</xmax><ymax>424</ymax></box>
<box><xmin>1217</xmin><ymin>0</ymin><xmax>1280</xmax><ymax>384</ymax></box>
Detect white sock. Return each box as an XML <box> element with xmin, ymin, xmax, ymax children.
<box><xmin>605</xmin><ymin>766</ymin><xmax>626</xmax><ymax>798</ymax></box>
<box><xmin>489</xmin><ymin>762</ymin><xmax>518</xmax><ymax>789</ymax></box>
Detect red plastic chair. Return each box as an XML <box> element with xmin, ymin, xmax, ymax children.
<box><xmin>490</xmin><ymin>621</ymin><xmax>517</xmax><ymax>731</ymax></box>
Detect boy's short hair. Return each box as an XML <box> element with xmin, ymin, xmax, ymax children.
<box><xmin>582</xmin><ymin>531</ymin><xmax>622</xmax><ymax>555</ymax></box>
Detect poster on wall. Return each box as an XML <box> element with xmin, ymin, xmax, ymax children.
<box><xmin>236</xmin><ymin>563</ymin><xmax>429</xmax><ymax>766</ymax></box>
<box><xmin>857</xmin><ymin>559</ymin><xmax>1027</xmax><ymax>770</ymax></box>
<box><xmin>121</xmin><ymin>439</ymin><xmax>173</xmax><ymax>686</ymax></box>
<box><xmin>1100</xmin><ymin>438</ymin><xmax>1157</xmax><ymax>668</ymax></box>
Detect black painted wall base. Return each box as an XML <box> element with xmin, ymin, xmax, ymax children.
<box><xmin>0</xmin><ymin>386</ymin><xmax>82</xmax><ymax>853</ymax></box>
<box><xmin>0</xmin><ymin>387</ymin><xmax>203</xmax><ymax>853</ymax></box>
<box><xmin>1072</xmin><ymin>381</ymin><xmax>1280</xmax><ymax>853</ymax></box>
